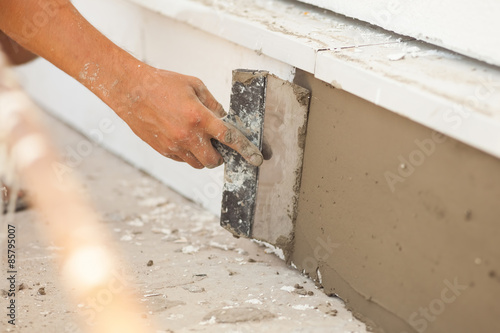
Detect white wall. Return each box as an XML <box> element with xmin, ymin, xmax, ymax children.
<box><xmin>297</xmin><ymin>0</ymin><xmax>500</xmax><ymax>67</ymax></box>
<box><xmin>15</xmin><ymin>0</ymin><xmax>294</xmax><ymax>215</ymax></box>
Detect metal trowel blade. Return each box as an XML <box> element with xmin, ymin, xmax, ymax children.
<box><xmin>212</xmin><ymin>69</ymin><xmax>268</xmax><ymax>238</ymax></box>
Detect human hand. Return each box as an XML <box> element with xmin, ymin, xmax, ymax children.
<box><xmin>113</xmin><ymin>65</ymin><xmax>264</xmax><ymax>169</ymax></box>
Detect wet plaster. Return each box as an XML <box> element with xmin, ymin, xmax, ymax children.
<box><xmin>291</xmin><ymin>70</ymin><xmax>500</xmax><ymax>333</ymax></box>
<box><xmin>252</xmin><ymin>74</ymin><xmax>310</xmax><ymax>257</ymax></box>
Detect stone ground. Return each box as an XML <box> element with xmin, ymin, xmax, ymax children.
<box><xmin>0</xmin><ymin>112</ymin><xmax>368</xmax><ymax>333</ymax></box>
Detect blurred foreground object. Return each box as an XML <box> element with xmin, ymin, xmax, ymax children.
<box><xmin>0</xmin><ymin>51</ymin><xmax>152</xmax><ymax>333</ymax></box>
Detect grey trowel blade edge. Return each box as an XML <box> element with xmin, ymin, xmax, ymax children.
<box><xmin>213</xmin><ymin>69</ymin><xmax>268</xmax><ymax>238</ymax></box>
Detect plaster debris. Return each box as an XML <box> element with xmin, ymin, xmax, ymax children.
<box><xmin>316</xmin><ymin>268</ymin><xmax>323</xmax><ymax>284</ymax></box>
<box><xmin>292</xmin><ymin>304</ymin><xmax>315</xmax><ymax>310</ymax></box>
<box><xmin>209</xmin><ymin>241</ymin><xmax>234</xmax><ymax>251</ymax></box>
<box><xmin>387</xmin><ymin>46</ymin><xmax>462</xmax><ymax>61</ymax></box>
<box><xmin>10</xmin><ymin>112</ymin><xmax>368</xmax><ymax>332</ymax></box>
<box><xmin>139</xmin><ymin>197</ymin><xmax>168</xmax><ymax>207</ymax></box>
<box><xmin>236</xmin><ymin>248</ymin><xmax>248</xmax><ymax>255</ymax></box>
<box><xmin>120</xmin><ymin>234</ymin><xmax>133</xmax><ymax>242</ymax></box>
<box><xmin>387</xmin><ymin>52</ymin><xmax>406</xmax><ymax>61</ymax></box>
<box><xmin>202</xmin><ymin>307</ymin><xmax>275</xmax><ymax>324</ymax></box>
<box><xmin>183</xmin><ymin>285</ymin><xmax>205</xmax><ymax>293</ymax></box>
<box><xmin>253</xmin><ymin>240</ymin><xmax>286</xmax><ymax>260</ymax></box>
<box><xmin>182</xmin><ymin>245</ymin><xmax>200</xmax><ymax>254</ymax></box>
<box><xmin>245</xmin><ymin>298</ymin><xmax>263</xmax><ymax>305</ymax></box>
<box><xmin>174</xmin><ymin>237</ymin><xmax>188</xmax><ymax>243</ymax></box>
<box><xmin>131</xmin><ymin>186</ymin><xmax>153</xmax><ymax>198</ymax></box>
<box><xmin>127</xmin><ymin>218</ymin><xmax>144</xmax><ymax>227</ymax></box>
<box><xmin>151</xmin><ymin>228</ymin><xmax>172</xmax><ymax>235</ymax></box>
<box><xmin>200</xmin><ymin>316</ymin><xmax>217</xmax><ymax>325</ymax></box>
<box><xmin>280</xmin><ymin>285</ymin><xmax>296</xmax><ymax>292</ymax></box>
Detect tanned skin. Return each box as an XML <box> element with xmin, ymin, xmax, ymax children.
<box><xmin>0</xmin><ymin>0</ymin><xmax>264</xmax><ymax>169</ymax></box>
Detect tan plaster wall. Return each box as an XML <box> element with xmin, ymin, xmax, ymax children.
<box><xmin>291</xmin><ymin>70</ymin><xmax>500</xmax><ymax>333</ymax></box>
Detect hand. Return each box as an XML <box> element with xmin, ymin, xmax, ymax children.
<box><xmin>113</xmin><ymin>65</ymin><xmax>264</xmax><ymax>169</ymax></box>
<box><xmin>0</xmin><ymin>2</ymin><xmax>265</xmax><ymax>169</ymax></box>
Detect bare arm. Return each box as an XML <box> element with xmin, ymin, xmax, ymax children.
<box><xmin>0</xmin><ymin>31</ymin><xmax>38</xmax><ymax>65</ymax></box>
<box><xmin>0</xmin><ymin>0</ymin><xmax>264</xmax><ymax>168</ymax></box>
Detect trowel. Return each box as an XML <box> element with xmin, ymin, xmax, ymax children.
<box><xmin>214</xmin><ymin>69</ymin><xmax>310</xmax><ymax>253</ymax></box>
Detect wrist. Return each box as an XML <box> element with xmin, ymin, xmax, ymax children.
<box><xmin>82</xmin><ymin>49</ymin><xmax>143</xmax><ymax>115</ymax></box>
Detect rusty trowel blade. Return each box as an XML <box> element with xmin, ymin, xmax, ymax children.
<box><xmin>213</xmin><ymin>69</ymin><xmax>268</xmax><ymax>238</ymax></box>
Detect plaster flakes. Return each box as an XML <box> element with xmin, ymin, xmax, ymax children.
<box><xmin>316</xmin><ymin>268</ymin><xmax>323</xmax><ymax>284</ymax></box>
<box><xmin>292</xmin><ymin>304</ymin><xmax>315</xmax><ymax>310</ymax></box>
<box><xmin>182</xmin><ymin>245</ymin><xmax>200</xmax><ymax>254</ymax></box>
<box><xmin>245</xmin><ymin>299</ymin><xmax>262</xmax><ymax>305</ymax></box>
<box><xmin>387</xmin><ymin>52</ymin><xmax>405</xmax><ymax>61</ymax></box>
<box><xmin>120</xmin><ymin>234</ymin><xmax>134</xmax><ymax>242</ymax></box>
<box><xmin>127</xmin><ymin>218</ymin><xmax>144</xmax><ymax>227</ymax></box>
<box><xmin>139</xmin><ymin>197</ymin><xmax>168</xmax><ymax>207</ymax></box>
<box><xmin>280</xmin><ymin>286</ymin><xmax>295</xmax><ymax>292</ymax></box>
<box><xmin>209</xmin><ymin>241</ymin><xmax>233</xmax><ymax>251</ymax></box>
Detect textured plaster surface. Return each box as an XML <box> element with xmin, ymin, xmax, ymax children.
<box><xmin>291</xmin><ymin>70</ymin><xmax>500</xmax><ymax>333</ymax></box>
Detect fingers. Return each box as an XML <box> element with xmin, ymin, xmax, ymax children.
<box><xmin>207</xmin><ymin>118</ymin><xmax>264</xmax><ymax>167</ymax></box>
<box><xmin>163</xmin><ymin>153</ymin><xmax>183</xmax><ymax>162</ymax></box>
<box><xmin>163</xmin><ymin>150</ymin><xmax>204</xmax><ymax>169</ymax></box>
<box><xmin>192</xmin><ymin>78</ymin><xmax>226</xmax><ymax>118</ymax></box>
<box><xmin>151</xmin><ymin>75</ymin><xmax>262</xmax><ymax>169</ymax></box>
<box><xmin>189</xmin><ymin>139</ymin><xmax>223</xmax><ymax>169</ymax></box>
<box><xmin>180</xmin><ymin>151</ymin><xmax>204</xmax><ymax>169</ymax></box>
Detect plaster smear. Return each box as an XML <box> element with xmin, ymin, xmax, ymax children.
<box><xmin>252</xmin><ymin>75</ymin><xmax>310</xmax><ymax>257</ymax></box>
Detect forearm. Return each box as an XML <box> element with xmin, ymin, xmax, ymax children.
<box><xmin>0</xmin><ymin>31</ymin><xmax>38</xmax><ymax>65</ymax></box>
<box><xmin>0</xmin><ymin>0</ymin><xmax>139</xmax><ymax>106</ymax></box>
<box><xmin>0</xmin><ymin>0</ymin><xmax>264</xmax><ymax>169</ymax></box>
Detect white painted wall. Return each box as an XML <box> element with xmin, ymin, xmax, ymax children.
<box><xmin>15</xmin><ymin>0</ymin><xmax>294</xmax><ymax>215</ymax></box>
<box><xmin>297</xmin><ymin>0</ymin><xmax>500</xmax><ymax>67</ymax></box>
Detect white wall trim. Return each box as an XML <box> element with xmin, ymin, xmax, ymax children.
<box><xmin>126</xmin><ymin>0</ymin><xmax>500</xmax><ymax>160</ymax></box>
<box><xmin>297</xmin><ymin>0</ymin><xmax>500</xmax><ymax>68</ymax></box>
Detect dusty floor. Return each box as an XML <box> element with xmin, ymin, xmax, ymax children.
<box><xmin>1</xmin><ymin>112</ymin><xmax>367</xmax><ymax>333</ymax></box>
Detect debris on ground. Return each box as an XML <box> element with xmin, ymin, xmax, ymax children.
<box><xmin>1</xmin><ymin>113</ymin><xmax>368</xmax><ymax>332</ymax></box>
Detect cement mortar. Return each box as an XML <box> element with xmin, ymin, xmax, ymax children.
<box><xmin>292</xmin><ymin>70</ymin><xmax>500</xmax><ymax>333</ymax></box>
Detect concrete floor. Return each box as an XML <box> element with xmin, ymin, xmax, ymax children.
<box><xmin>0</xmin><ymin>112</ymin><xmax>368</xmax><ymax>333</ymax></box>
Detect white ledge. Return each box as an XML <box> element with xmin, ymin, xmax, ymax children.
<box><xmin>127</xmin><ymin>0</ymin><xmax>500</xmax><ymax>159</ymax></box>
